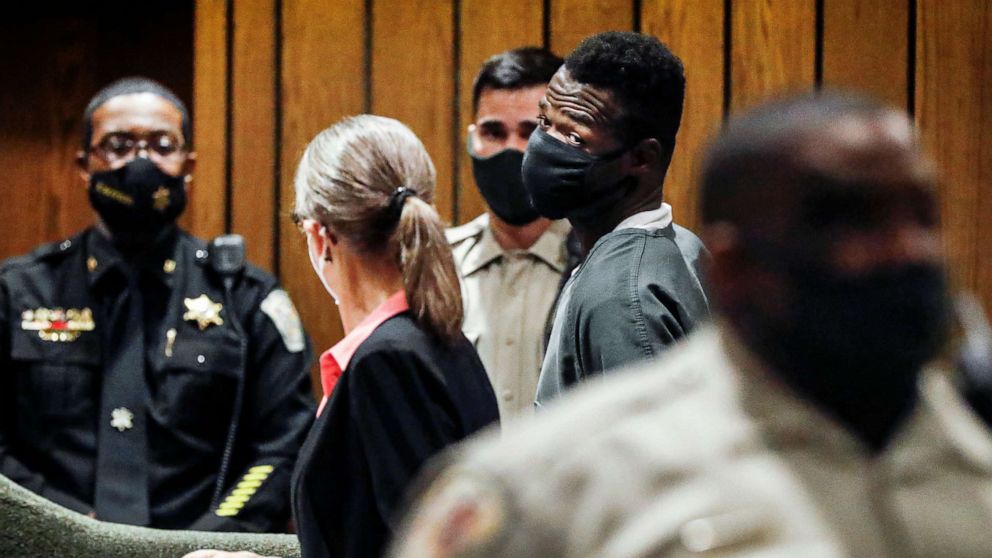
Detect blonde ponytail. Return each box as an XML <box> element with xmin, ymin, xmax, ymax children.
<box><xmin>395</xmin><ymin>196</ymin><xmax>463</xmax><ymax>342</ymax></box>
<box><xmin>293</xmin><ymin>114</ymin><xmax>464</xmax><ymax>343</ymax></box>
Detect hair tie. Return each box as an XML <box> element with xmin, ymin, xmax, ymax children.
<box><xmin>382</xmin><ymin>186</ymin><xmax>417</xmax><ymax>228</ymax></box>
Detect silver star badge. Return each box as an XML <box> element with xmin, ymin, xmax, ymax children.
<box><xmin>110</xmin><ymin>407</ymin><xmax>134</xmax><ymax>432</ymax></box>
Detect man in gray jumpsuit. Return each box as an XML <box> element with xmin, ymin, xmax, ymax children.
<box><xmin>528</xmin><ymin>32</ymin><xmax>710</xmax><ymax>405</ymax></box>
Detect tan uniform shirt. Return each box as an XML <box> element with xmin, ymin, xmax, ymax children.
<box><xmin>391</xmin><ymin>324</ymin><xmax>992</xmax><ymax>558</ymax></box>
<box><xmin>447</xmin><ymin>214</ymin><xmax>569</xmax><ymax>422</ymax></box>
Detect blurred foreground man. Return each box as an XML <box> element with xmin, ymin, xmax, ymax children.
<box><xmin>529</xmin><ymin>32</ymin><xmax>709</xmax><ymax>405</ymax></box>
<box><xmin>389</xmin><ymin>93</ymin><xmax>992</xmax><ymax>557</ymax></box>
<box><xmin>0</xmin><ymin>77</ymin><xmax>314</xmax><ymax>531</ymax></box>
<box><xmin>448</xmin><ymin>47</ymin><xmax>568</xmax><ymax>422</ymax></box>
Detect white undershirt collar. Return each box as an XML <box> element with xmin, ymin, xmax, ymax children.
<box><xmin>612</xmin><ymin>202</ymin><xmax>673</xmax><ymax>232</ymax></box>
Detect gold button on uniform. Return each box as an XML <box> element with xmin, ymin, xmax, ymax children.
<box><xmin>163</xmin><ymin>259</ymin><xmax>176</xmax><ymax>273</ymax></box>
<box><xmin>87</xmin><ymin>257</ymin><xmax>98</xmax><ymax>272</ymax></box>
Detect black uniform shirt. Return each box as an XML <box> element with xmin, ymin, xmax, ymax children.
<box><xmin>0</xmin><ymin>226</ymin><xmax>315</xmax><ymax>531</ymax></box>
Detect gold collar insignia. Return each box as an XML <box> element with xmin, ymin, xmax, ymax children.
<box><xmin>153</xmin><ymin>186</ymin><xmax>170</xmax><ymax>212</ymax></box>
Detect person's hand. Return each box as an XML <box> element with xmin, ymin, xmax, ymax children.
<box><xmin>181</xmin><ymin>551</ymin><xmax>278</xmax><ymax>558</ymax></box>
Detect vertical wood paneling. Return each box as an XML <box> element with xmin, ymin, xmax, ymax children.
<box><xmin>43</xmin><ymin>24</ymin><xmax>97</xmax><ymax>246</ymax></box>
<box><xmin>191</xmin><ymin>0</ymin><xmax>228</xmax><ymax>240</ymax></box>
<box><xmin>0</xmin><ymin>19</ymin><xmax>96</xmax><ymax>258</ymax></box>
<box><xmin>0</xmin><ymin>4</ymin><xmax>193</xmax><ymax>260</ymax></box>
<box><xmin>456</xmin><ymin>0</ymin><xmax>545</xmax><ymax>225</ymax></box>
<box><xmin>916</xmin><ymin>0</ymin><xmax>992</xmax><ymax>310</ymax></box>
<box><xmin>372</xmin><ymin>0</ymin><xmax>456</xmax><ymax>222</ymax></box>
<box><xmin>731</xmin><ymin>0</ymin><xmax>817</xmax><ymax>112</ymax></box>
<box><xmin>5</xmin><ymin>0</ymin><xmax>992</xmax><ymax>344</ymax></box>
<box><xmin>822</xmin><ymin>0</ymin><xmax>909</xmax><ymax>109</ymax></box>
<box><xmin>231</xmin><ymin>0</ymin><xmax>276</xmax><ymax>271</ymax></box>
<box><xmin>641</xmin><ymin>0</ymin><xmax>725</xmax><ymax>233</ymax></box>
<box><xmin>549</xmin><ymin>0</ymin><xmax>635</xmax><ymax>55</ymax></box>
<box><xmin>280</xmin><ymin>0</ymin><xmax>366</xmax><ymax>387</ymax></box>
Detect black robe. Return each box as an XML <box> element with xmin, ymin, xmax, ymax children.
<box><xmin>291</xmin><ymin>313</ymin><xmax>499</xmax><ymax>558</ymax></box>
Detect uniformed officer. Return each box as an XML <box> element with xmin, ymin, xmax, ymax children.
<box><xmin>0</xmin><ymin>77</ymin><xmax>315</xmax><ymax>532</ymax></box>
<box><xmin>447</xmin><ymin>47</ymin><xmax>569</xmax><ymax>422</ymax></box>
<box><xmin>388</xmin><ymin>93</ymin><xmax>992</xmax><ymax>557</ymax></box>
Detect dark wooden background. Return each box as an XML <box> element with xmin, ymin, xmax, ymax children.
<box><xmin>2</xmin><ymin>0</ymin><xmax>990</xmax><ymax>382</ymax></box>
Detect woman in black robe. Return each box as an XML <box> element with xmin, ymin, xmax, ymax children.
<box><xmin>185</xmin><ymin>115</ymin><xmax>499</xmax><ymax>558</ymax></box>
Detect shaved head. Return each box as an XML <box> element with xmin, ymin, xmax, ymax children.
<box><xmin>699</xmin><ymin>92</ymin><xmax>936</xmax><ymax>246</ymax></box>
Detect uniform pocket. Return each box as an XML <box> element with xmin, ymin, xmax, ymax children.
<box><xmin>10</xmin><ymin>329</ymin><xmax>101</xmax><ymax>439</ymax></box>
<box><xmin>151</xmin><ymin>327</ymin><xmax>243</xmax><ymax>444</ymax></box>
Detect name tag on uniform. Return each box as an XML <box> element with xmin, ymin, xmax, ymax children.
<box><xmin>21</xmin><ymin>307</ymin><xmax>96</xmax><ymax>342</ymax></box>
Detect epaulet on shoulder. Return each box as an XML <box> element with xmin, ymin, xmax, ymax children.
<box><xmin>446</xmin><ymin>215</ymin><xmax>486</xmax><ymax>246</ymax></box>
<box><xmin>472</xmin><ymin>347</ymin><xmax>708</xmax><ymax>471</ymax></box>
<box><xmin>1</xmin><ymin>236</ymin><xmax>78</xmax><ymax>275</ymax></box>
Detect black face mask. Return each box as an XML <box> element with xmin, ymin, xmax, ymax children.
<box><xmin>468</xmin><ymin>143</ymin><xmax>540</xmax><ymax>226</ymax></box>
<box><xmin>89</xmin><ymin>157</ymin><xmax>187</xmax><ymax>241</ymax></box>
<box><xmin>759</xmin><ymin>262</ymin><xmax>950</xmax><ymax>404</ymax></box>
<box><xmin>522</xmin><ymin>128</ymin><xmax>632</xmax><ymax>221</ymax></box>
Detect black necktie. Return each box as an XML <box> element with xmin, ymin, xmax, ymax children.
<box><xmin>93</xmin><ymin>270</ymin><xmax>150</xmax><ymax>525</ymax></box>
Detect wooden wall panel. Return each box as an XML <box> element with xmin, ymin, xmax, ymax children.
<box><xmin>5</xmin><ymin>0</ymin><xmax>992</xmax><ymax>343</ymax></box>
<box><xmin>641</xmin><ymin>0</ymin><xmax>725</xmax><ymax>233</ymax></box>
<box><xmin>916</xmin><ymin>0</ymin><xmax>992</xmax><ymax>309</ymax></box>
<box><xmin>231</xmin><ymin>0</ymin><xmax>276</xmax><ymax>271</ymax></box>
<box><xmin>190</xmin><ymin>0</ymin><xmax>227</xmax><ymax>241</ymax></box>
<box><xmin>549</xmin><ymin>0</ymin><xmax>635</xmax><ymax>55</ymax></box>
<box><xmin>280</xmin><ymin>0</ymin><xmax>366</xmax><ymax>388</ymax></box>
<box><xmin>731</xmin><ymin>0</ymin><xmax>817</xmax><ymax>112</ymax></box>
<box><xmin>456</xmin><ymin>0</ymin><xmax>545</xmax><ymax>224</ymax></box>
<box><xmin>0</xmin><ymin>4</ymin><xmax>193</xmax><ymax>260</ymax></box>
<box><xmin>822</xmin><ymin>0</ymin><xmax>909</xmax><ymax>109</ymax></box>
<box><xmin>371</xmin><ymin>0</ymin><xmax>456</xmax><ymax>222</ymax></box>
<box><xmin>0</xmin><ymin>18</ymin><xmax>95</xmax><ymax>259</ymax></box>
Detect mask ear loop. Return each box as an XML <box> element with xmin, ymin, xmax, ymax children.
<box><xmin>320</xmin><ymin>225</ymin><xmax>334</xmax><ymax>262</ymax></box>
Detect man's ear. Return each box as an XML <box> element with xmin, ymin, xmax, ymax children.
<box><xmin>702</xmin><ymin>223</ymin><xmax>749</xmax><ymax>312</ymax></box>
<box><xmin>627</xmin><ymin>138</ymin><xmax>662</xmax><ymax>175</ymax></box>
<box><xmin>182</xmin><ymin>150</ymin><xmax>197</xmax><ymax>192</ymax></box>
<box><xmin>75</xmin><ymin>150</ymin><xmax>90</xmax><ymax>184</ymax></box>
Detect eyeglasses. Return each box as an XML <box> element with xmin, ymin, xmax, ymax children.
<box><xmin>91</xmin><ymin>131</ymin><xmax>186</xmax><ymax>164</ymax></box>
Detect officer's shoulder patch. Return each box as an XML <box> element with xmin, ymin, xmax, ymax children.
<box><xmin>260</xmin><ymin>289</ymin><xmax>305</xmax><ymax>353</ymax></box>
<box><xmin>393</xmin><ymin>469</ymin><xmax>509</xmax><ymax>558</ymax></box>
